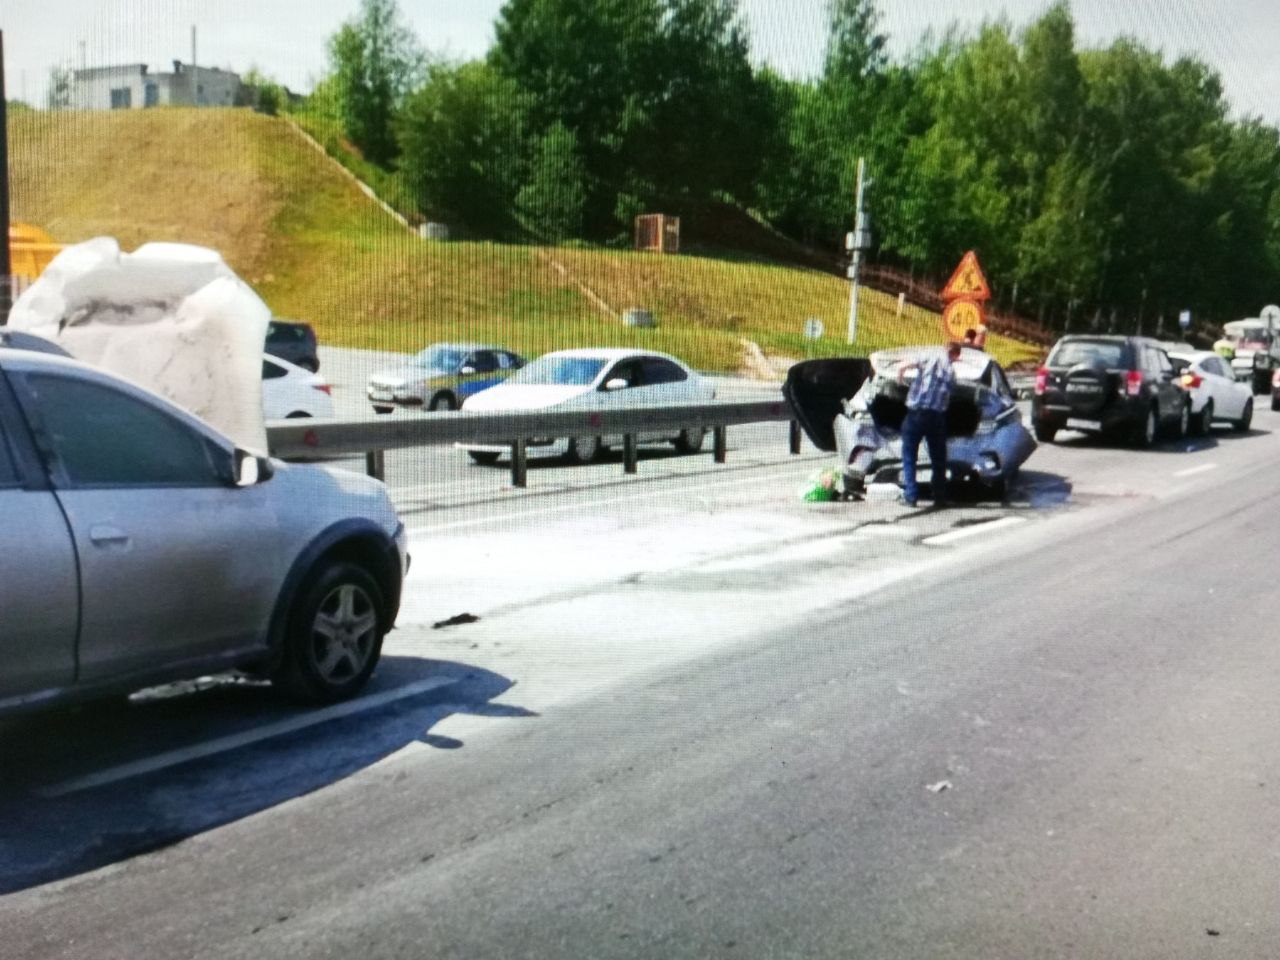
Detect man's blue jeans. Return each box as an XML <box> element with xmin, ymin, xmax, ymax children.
<box><xmin>901</xmin><ymin>408</ymin><xmax>948</xmax><ymax>504</ymax></box>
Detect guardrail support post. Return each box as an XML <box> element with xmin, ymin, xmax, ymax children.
<box><xmin>713</xmin><ymin>426</ymin><xmax>727</xmax><ymax>464</ymax></box>
<box><xmin>365</xmin><ymin>449</ymin><xmax>386</xmax><ymax>481</ymax></box>
<box><xmin>511</xmin><ymin>439</ymin><xmax>528</xmax><ymax>488</ymax></box>
<box><xmin>789</xmin><ymin>420</ymin><xmax>802</xmax><ymax>455</ymax></box>
<box><xmin>623</xmin><ymin>434</ymin><xmax>638</xmax><ymax>474</ymax></box>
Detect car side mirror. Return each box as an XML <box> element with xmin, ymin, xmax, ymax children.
<box><xmin>460</xmin><ymin>365</ymin><xmax>476</xmax><ymax>375</ymax></box>
<box><xmin>235</xmin><ymin>449</ymin><xmax>273</xmax><ymax>487</ymax></box>
<box><xmin>603</xmin><ymin>378</ymin><xmax>629</xmax><ymax>392</ymax></box>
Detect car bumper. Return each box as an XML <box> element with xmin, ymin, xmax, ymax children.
<box><xmin>1033</xmin><ymin>395</ymin><xmax>1149</xmax><ymax>433</ymax></box>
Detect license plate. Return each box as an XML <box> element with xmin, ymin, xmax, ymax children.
<box><xmin>1067</xmin><ymin>383</ymin><xmax>1100</xmax><ymax>392</ymax></box>
<box><xmin>369</xmin><ymin>391</ymin><xmax>393</xmax><ymax>402</ymax></box>
<box><xmin>1066</xmin><ymin>418</ymin><xmax>1101</xmax><ymax>431</ymax></box>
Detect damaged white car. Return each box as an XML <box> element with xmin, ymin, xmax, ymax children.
<box><xmin>784</xmin><ymin>347</ymin><xmax>1037</xmax><ymax>500</ymax></box>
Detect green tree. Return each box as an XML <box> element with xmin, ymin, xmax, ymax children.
<box><xmin>328</xmin><ymin>0</ymin><xmax>425</xmax><ymax>166</ymax></box>
<box><xmin>397</xmin><ymin>61</ymin><xmax>532</xmax><ymax>235</ymax></box>
<box><xmin>516</xmin><ymin>122</ymin><xmax>588</xmax><ymax>241</ymax></box>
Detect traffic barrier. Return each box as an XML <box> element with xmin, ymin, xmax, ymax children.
<box><xmin>266</xmin><ymin>400</ymin><xmax>801</xmax><ymax>488</ymax></box>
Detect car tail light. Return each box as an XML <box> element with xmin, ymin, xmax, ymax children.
<box><xmin>1034</xmin><ymin>367</ymin><xmax>1049</xmax><ymax>395</ymax></box>
<box><xmin>1179</xmin><ymin>373</ymin><xmax>1202</xmax><ymax>389</ymax></box>
<box><xmin>1126</xmin><ymin>370</ymin><xmax>1143</xmax><ymax>397</ymax></box>
<box><xmin>1272</xmin><ymin>370</ymin><xmax>1280</xmax><ymax>388</ymax></box>
<box><xmin>313</xmin><ymin>383</ymin><xmax>332</xmax><ymax>395</ymax></box>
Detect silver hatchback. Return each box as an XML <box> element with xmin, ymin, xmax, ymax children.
<box><xmin>0</xmin><ymin>348</ymin><xmax>409</xmax><ymax>714</ymax></box>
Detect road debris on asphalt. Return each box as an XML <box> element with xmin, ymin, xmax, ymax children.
<box><xmin>926</xmin><ymin>780</ymin><xmax>953</xmax><ymax>794</ymax></box>
<box><xmin>433</xmin><ymin>613</ymin><xmax>482</xmax><ymax>630</ymax></box>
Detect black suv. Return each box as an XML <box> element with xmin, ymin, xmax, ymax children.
<box><xmin>265</xmin><ymin>320</ymin><xmax>320</xmax><ymax>372</ymax></box>
<box><xmin>1032</xmin><ymin>335</ymin><xmax>1191</xmax><ymax>447</ymax></box>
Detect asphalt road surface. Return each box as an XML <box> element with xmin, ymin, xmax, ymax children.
<box><xmin>4</xmin><ymin>359</ymin><xmax>1280</xmax><ymax>959</ymax></box>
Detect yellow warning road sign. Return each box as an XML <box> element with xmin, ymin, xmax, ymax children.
<box><xmin>943</xmin><ymin>298</ymin><xmax>985</xmax><ymax>341</ymax></box>
<box><xmin>942</xmin><ymin>251</ymin><xmax>992</xmax><ymax>302</ymax></box>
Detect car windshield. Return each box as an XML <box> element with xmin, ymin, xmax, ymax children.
<box><xmin>1049</xmin><ymin>341</ymin><xmax>1125</xmax><ymax>368</ymax></box>
<box><xmin>412</xmin><ymin>346</ymin><xmax>467</xmax><ymax>371</ymax></box>
<box><xmin>510</xmin><ymin>356</ymin><xmax>607</xmax><ymax>386</ymax></box>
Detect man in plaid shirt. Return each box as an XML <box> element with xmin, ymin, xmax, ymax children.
<box><xmin>897</xmin><ymin>342</ymin><xmax>961</xmax><ymax>507</ymax></box>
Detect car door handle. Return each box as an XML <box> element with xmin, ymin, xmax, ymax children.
<box><xmin>89</xmin><ymin>524</ymin><xmax>130</xmax><ymax>546</ymax></box>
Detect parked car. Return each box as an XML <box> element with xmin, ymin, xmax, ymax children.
<box><xmin>263</xmin><ymin>354</ymin><xmax>335</xmax><ymax>420</ymax></box>
<box><xmin>366</xmin><ymin>342</ymin><xmax>525</xmax><ymax>414</ymax></box>
<box><xmin>458</xmin><ymin>348</ymin><xmax>716</xmax><ymax>465</ymax></box>
<box><xmin>785</xmin><ymin>347</ymin><xmax>1036</xmax><ymax>500</ymax></box>
<box><xmin>1032</xmin><ymin>335</ymin><xmax>1190</xmax><ymax>447</ymax></box>
<box><xmin>1166</xmin><ymin>350</ymin><xmax>1253</xmax><ymax>434</ymax></box>
<box><xmin>266</xmin><ymin>319</ymin><xmax>320</xmax><ymax>373</ymax></box>
<box><xmin>0</xmin><ymin>347</ymin><xmax>408</xmax><ymax>714</ymax></box>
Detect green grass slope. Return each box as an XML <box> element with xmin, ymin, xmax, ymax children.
<box><xmin>9</xmin><ymin>108</ymin><xmax>1039</xmax><ymax>373</ymax></box>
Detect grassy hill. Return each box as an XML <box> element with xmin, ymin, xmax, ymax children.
<box><xmin>9</xmin><ymin>108</ymin><xmax>1040</xmax><ymax>373</ymax></box>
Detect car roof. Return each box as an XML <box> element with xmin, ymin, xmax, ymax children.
<box><xmin>1168</xmin><ymin>350</ymin><xmax>1218</xmax><ymax>363</ymax></box>
<box><xmin>0</xmin><ymin>345</ymin><xmax>90</xmax><ymax>372</ymax></box>
<box><xmin>537</xmin><ymin>347</ymin><xmax>689</xmax><ymax>365</ymax></box>
<box><xmin>419</xmin><ymin>341</ymin><xmax>511</xmax><ymax>352</ymax></box>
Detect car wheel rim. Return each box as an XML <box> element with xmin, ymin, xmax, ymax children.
<box><xmin>1180</xmin><ymin>406</ymin><xmax>1189</xmax><ymax>434</ymax></box>
<box><xmin>431</xmin><ymin>396</ymin><xmax>451</xmax><ymax>412</ymax></box>
<box><xmin>311</xmin><ymin>583</ymin><xmax>378</xmax><ymax>683</ymax></box>
<box><xmin>1146</xmin><ymin>411</ymin><xmax>1156</xmax><ymax>444</ymax></box>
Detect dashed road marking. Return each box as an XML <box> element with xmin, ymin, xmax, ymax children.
<box><xmin>35</xmin><ymin>676</ymin><xmax>459</xmax><ymax>798</ymax></box>
<box><xmin>922</xmin><ymin>516</ymin><xmax>1027</xmax><ymax>547</ymax></box>
<box><xmin>1173</xmin><ymin>463</ymin><xmax>1219</xmax><ymax>479</ymax></box>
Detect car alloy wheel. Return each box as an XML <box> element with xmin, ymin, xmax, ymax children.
<box><xmin>1236</xmin><ymin>398</ymin><xmax>1253</xmax><ymax>433</ymax></box>
<box><xmin>275</xmin><ymin>561</ymin><xmax>385</xmax><ymax>703</ymax></box>
<box><xmin>310</xmin><ymin>582</ymin><xmax>379</xmax><ymax>685</ymax></box>
<box><xmin>566</xmin><ymin>435</ymin><xmax>601</xmax><ymax>465</ymax></box>
<box><xmin>1177</xmin><ymin>403</ymin><xmax>1189</xmax><ymax>437</ymax></box>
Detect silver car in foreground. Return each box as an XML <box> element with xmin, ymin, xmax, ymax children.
<box><xmin>785</xmin><ymin>347</ymin><xmax>1036</xmax><ymax>499</ymax></box>
<box><xmin>0</xmin><ymin>348</ymin><xmax>409</xmax><ymax>715</ymax></box>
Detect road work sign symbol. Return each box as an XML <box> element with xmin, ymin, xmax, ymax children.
<box><xmin>942</xmin><ymin>251</ymin><xmax>992</xmax><ymax>302</ymax></box>
<box><xmin>943</xmin><ymin>299</ymin><xmax>985</xmax><ymax>341</ymax></box>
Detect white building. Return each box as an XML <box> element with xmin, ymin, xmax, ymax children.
<box><xmin>68</xmin><ymin>61</ymin><xmax>241</xmax><ymax>110</ymax></box>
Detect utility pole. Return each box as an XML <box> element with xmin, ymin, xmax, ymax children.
<box><xmin>191</xmin><ymin>25</ymin><xmax>199</xmax><ymax>106</ymax></box>
<box><xmin>846</xmin><ymin>158</ymin><xmax>870</xmax><ymax>345</ymax></box>
<box><xmin>1</xmin><ymin>31</ymin><xmax>12</xmax><ymax>324</ymax></box>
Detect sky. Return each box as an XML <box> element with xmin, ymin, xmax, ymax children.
<box><xmin>3</xmin><ymin>1</ymin><xmax>1277</xmax><ymax>124</ymax></box>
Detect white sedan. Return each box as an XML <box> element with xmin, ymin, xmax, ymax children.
<box><xmin>263</xmin><ymin>354</ymin><xmax>335</xmax><ymax>420</ymax></box>
<box><xmin>458</xmin><ymin>348</ymin><xmax>715</xmax><ymax>464</ymax></box>
<box><xmin>1167</xmin><ymin>350</ymin><xmax>1253</xmax><ymax>434</ymax></box>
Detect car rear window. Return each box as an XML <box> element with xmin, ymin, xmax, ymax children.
<box><xmin>1048</xmin><ymin>341</ymin><xmax>1125</xmax><ymax>368</ymax></box>
<box><xmin>267</xmin><ymin>323</ymin><xmax>309</xmax><ymax>343</ymax></box>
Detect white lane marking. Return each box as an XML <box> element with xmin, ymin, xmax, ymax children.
<box><xmin>35</xmin><ymin>677</ymin><xmax>458</xmax><ymax>798</ymax></box>
<box><xmin>1173</xmin><ymin>463</ymin><xmax>1218</xmax><ymax>479</ymax></box>
<box><xmin>406</xmin><ymin>467</ymin><xmax>821</xmax><ymax>535</ymax></box>
<box><xmin>922</xmin><ymin>517</ymin><xmax>1027</xmax><ymax>547</ymax></box>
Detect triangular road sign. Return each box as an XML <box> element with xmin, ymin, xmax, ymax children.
<box><xmin>942</xmin><ymin>251</ymin><xmax>992</xmax><ymax>302</ymax></box>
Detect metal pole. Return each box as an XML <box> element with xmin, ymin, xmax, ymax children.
<box><xmin>191</xmin><ymin>25</ymin><xmax>198</xmax><ymax>106</ymax></box>
<box><xmin>846</xmin><ymin>158</ymin><xmax>866</xmax><ymax>345</ymax></box>
<box><xmin>0</xmin><ymin>31</ymin><xmax>11</xmax><ymax>325</ymax></box>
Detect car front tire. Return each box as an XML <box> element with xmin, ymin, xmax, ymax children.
<box><xmin>274</xmin><ymin>561</ymin><xmax>385</xmax><ymax>704</ymax></box>
<box><xmin>1033</xmin><ymin>421</ymin><xmax>1058</xmax><ymax>443</ymax></box>
<box><xmin>564</xmin><ymin>436</ymin><xmax>601</xmax><ymax>465</ymax></box>
<box><xmin>468</xmin><ymin>451</ymin><xmax>501</xmax><ymax>465</ymax></box>
<box><xmin>674</xmin><ymin>427</ymin><xmax>706</xmax><ymax>454</ymax></box>
<box><xmin>429</xmin><ymin>393</ymin><xmax>458</xmax><ymax>412</ymax></box>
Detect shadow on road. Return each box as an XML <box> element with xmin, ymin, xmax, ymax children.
<box><xmin>0</xmin><ymin>657</ymin><xmax>533</xmax><ymax>894</ymax></box>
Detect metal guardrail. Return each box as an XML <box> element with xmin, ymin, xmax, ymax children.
<box><xmin>266</xmin><ymin>400</ymin><xmax>804</xmax><ymax>487</ymax></box>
